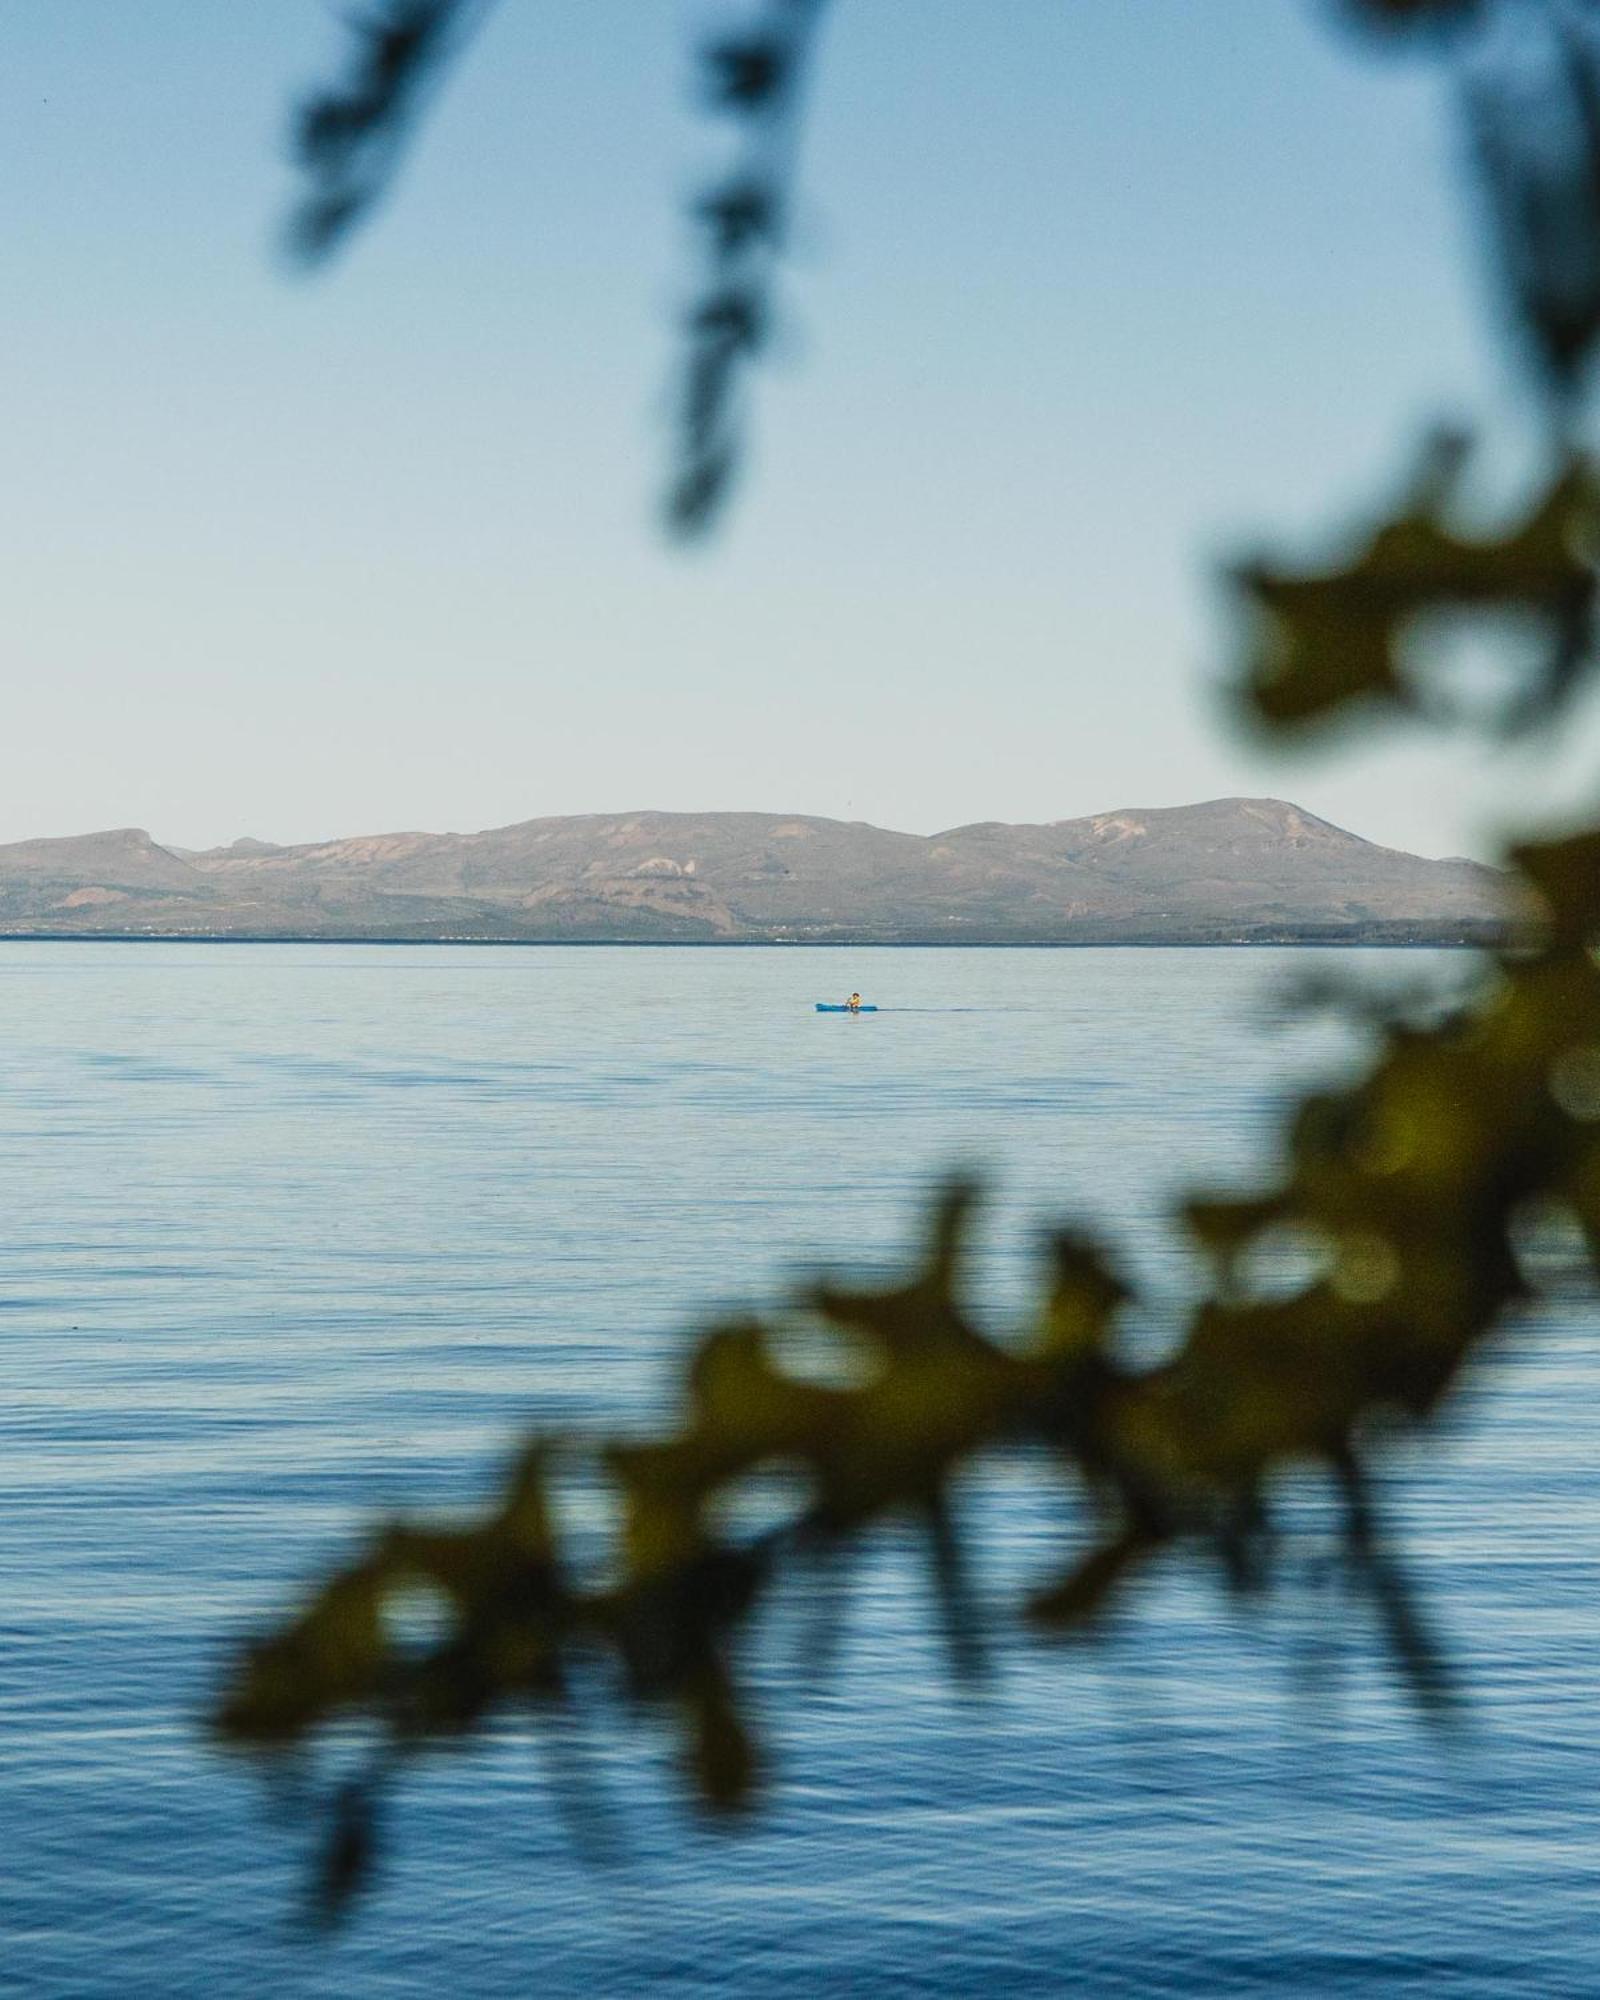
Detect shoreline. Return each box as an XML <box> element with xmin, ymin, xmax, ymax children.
<box><xmin>0</xmin><ymin>931</ymin><xmax>1503</xmax><ymax>950</ymax></box>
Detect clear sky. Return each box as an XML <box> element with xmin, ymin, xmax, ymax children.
<box><xmin>0</xmin><ymin>1</ymin><xmax>1557</xmax><ymax>856</ymax></box>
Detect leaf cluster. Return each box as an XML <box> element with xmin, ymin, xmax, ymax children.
<box><xmin>285</xmin><ymin>1</ymin><xmax>491</xmax><ymax>264</ymax></box>
<box><xmin>1236</xmin><ymin>431</ymin><xmax>1600</xmax><ymax>735</ymax></box>
<box><xmin>668</xmin><ymin>0</ymin><xmax>830</xmax><ymax>534</ymax></box>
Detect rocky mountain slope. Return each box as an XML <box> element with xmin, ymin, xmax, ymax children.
<box><xmin>0</xmin><ymin>799</ymin><xmax>1506</xmax><ymax>943</ymax></box>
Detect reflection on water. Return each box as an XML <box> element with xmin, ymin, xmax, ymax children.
<box><xmin>3</xmin><ymin>944</ymin><xmax>1597</xmax><ymax>1996</ymax></box>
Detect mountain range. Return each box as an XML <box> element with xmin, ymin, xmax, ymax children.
<box><xmin>0</xmin><ymin>799</ymin><xmax>1506</xmax><ymax>945</ymax></box>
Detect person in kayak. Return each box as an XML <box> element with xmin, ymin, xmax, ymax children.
<box><xmin>847</xmin><ymin>992</ymin><xmax>862</xmax><ymax>1013</ymax></box>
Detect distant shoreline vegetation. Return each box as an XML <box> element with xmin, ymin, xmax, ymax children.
<box><xmin>0</xmin><ymin>928</ymin><xmax>1505</xmax><ymax>949</ymax></box>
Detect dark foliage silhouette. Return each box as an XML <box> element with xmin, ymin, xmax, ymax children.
<box><xmin>666</xmin><ymin>0</ymin><xmax>829</xmax><ymax>533</ymax></box>
<box><xmin>285</xmin><ymin>0</ymin><xmax>829</xmax><ymax>532</ymax></box>
<box><xmin>1343</xmin><ymin>0</ymin><xmax>1600</xmax><ymax>396</ymax></box>
<box><xmin>287</xmin><ymin>0</ymin><xmax>495</xmax><ymax>264</ymax></box>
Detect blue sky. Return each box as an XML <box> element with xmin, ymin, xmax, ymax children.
<box><xmin>0</xmin><ymin>2</ymin><xmax>1553</xmax><ymax>854</ymax></box>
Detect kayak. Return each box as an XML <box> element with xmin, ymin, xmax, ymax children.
<box><xmin>816</xmin><ymin>1003</ymin><xmax>879</xmax><ymax>1012</ymax></box>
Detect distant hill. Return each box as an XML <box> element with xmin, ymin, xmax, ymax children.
<box><xmin>0</xmin><ymin>800</ymin><xmax>1507</xmax><ymax>944</ymax></box>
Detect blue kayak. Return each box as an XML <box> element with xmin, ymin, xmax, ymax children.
<box><xmin>816</xmin><ymin>1003</ymin><xmax>878</xmax><ymax>1013</ymax></box>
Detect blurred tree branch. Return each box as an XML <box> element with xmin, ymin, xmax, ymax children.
<box><xmin>219</xmin><ymin>0</ymin><xmax>1600</xmax><ymax>1917</ymax></box>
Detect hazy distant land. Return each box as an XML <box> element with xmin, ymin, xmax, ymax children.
<box><xmin>0</xmin><ymin>799</ymin><xmax>1506</xmax><ymax>946</ymax></box>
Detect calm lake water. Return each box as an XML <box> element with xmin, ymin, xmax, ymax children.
<box><xmin>3</xmin><ymin>943</ymin><xmax>1597</xmax><ymax>1998</ymax></box>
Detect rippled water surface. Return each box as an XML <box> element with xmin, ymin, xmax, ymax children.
<box><xmin>4</xmin><ymin>943</ymin><xmax>1597</xmax><ymax>1997</ymax></box>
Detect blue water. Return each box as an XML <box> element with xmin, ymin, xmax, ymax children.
<box><xmin>3</xmin><ymin>944</ymin><xmax>1596</xmax><ymax>1997</ymax></box>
